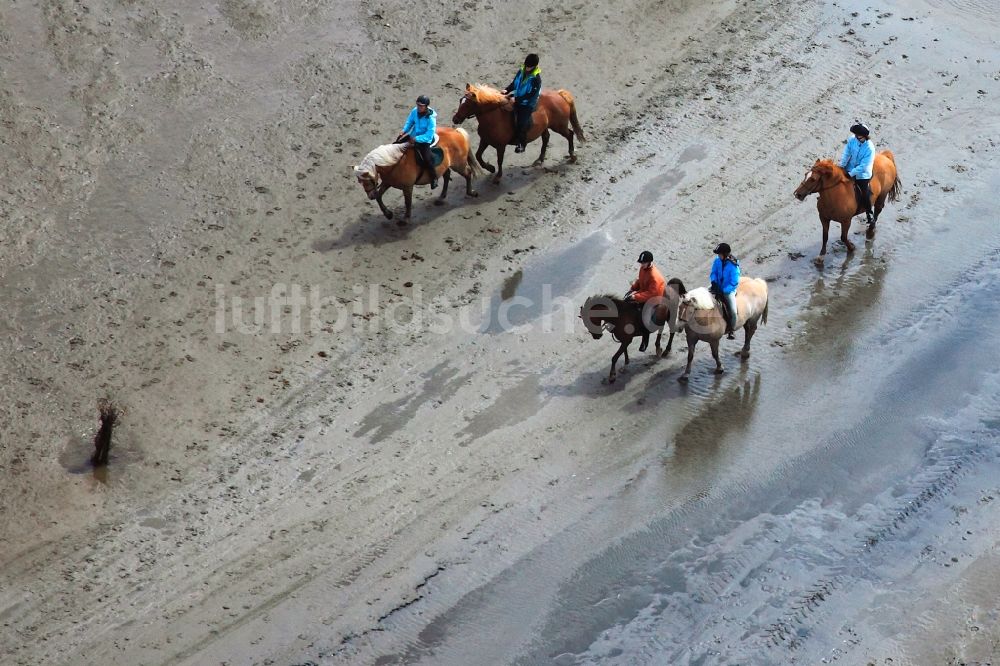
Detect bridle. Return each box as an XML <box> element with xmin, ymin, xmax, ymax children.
<box><xmin>456</xmin><ymin>94</ymin><xmax>477</xmax><ymax>120</ymax></box>
<box><xmin>801</xmin><ymin>169</ymin><xmax>848</xmax><ymax>196</ymax></box>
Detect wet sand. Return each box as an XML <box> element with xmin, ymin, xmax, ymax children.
<box><xmin>2</xmin><ymin>0</ymin><xmax>1000</xmax><ymax>664</ymax></box>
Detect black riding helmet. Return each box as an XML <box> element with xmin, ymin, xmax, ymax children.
<box><xmin>637</xmin><ymin>250</ymin><xmax>653</xmax><ymax>263</ymax></box>
<box><xmin>416</xmin><ymin>95</ymin><xmax>430</xmax><ymax>106</ymax></box>
<box><xmin>850</xmin><ymin>122</ymin><xmax>870</xmax><ymax>137</ymax></box>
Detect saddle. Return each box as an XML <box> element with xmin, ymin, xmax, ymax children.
<box><xmin>414</xmin><ymin>146</ymin><xmax>445</xmax><ymax>168</ymax></box>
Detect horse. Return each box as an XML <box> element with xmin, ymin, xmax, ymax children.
<box><xmin>675</xmin><ymin>277</ymin><xmax>769</xmax><ymax>383</ymax></box>
<box><xmin>452</xmin><ymin>83</ymin><xmax>585</xmax><ymax>184</ymax></box>
<box><xmin>353</xmin><ymin>127</ymin><xmax>481</xmax><ymax>224</ymax></box>
<box><xmin>793</xmin><ymin>152</ymin><xmax>902</xmax><ymax>260</ymax></box>
<box><xmin>579</xmin><ymin>279</ymin><xmax>685</xmax><ymax>383</ymax></box>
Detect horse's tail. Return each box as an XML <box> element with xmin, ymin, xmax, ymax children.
<box><xmin>456</xmin><ymin>127</ymin><xmax>482</xmax><ymax>177</ymax></box>
<box><xmin>880</xmin><ymin>150</ymin><xmax>903</xmax><ymax>203</ymax></box>
<box><xmin>558</xmin><ymin>89</ymin><xmax>586</xmax><ymax>143</ymax></box>
<box><xmin>761</xmin><ymin>297</ymin><xmax>769</xmax><ymax>326</ymax></box>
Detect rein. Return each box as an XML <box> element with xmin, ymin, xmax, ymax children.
<box><xmin>809</xmin><ymin>172</ymin><xmax>851</xmax><ymax>195</ymax></box>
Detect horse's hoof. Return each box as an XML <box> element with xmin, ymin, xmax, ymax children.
<box><xmin>678</xmin><ymin>375</ymin><xmax>689</xmax><ymax>383</ymax></box>
<box><xmin>483</xmin><ymin>164</ymin><xmax>496</xmax><ymax>174</ymax></box>
<box><xmin>814</xmin><ymin>256</ymin><xmax>825</xmax><ymax>266</ymax></box>
<box><xmin>846</xmin><ymin>243</ymin><xmax>856</xmax><ymax>253</ymax></box>
<box><xmin>434</xmin><ymin>199</ymin><xmax>446</xmax><ymax>206</ymax></box>
<box><xmin>736</xmin><ymin>350</ymin><xmax>750</xmax><ymax>359</ymax></box>
<box><xmin>568</xmin><ymin>155</ymin><xmax>577</xmax><ymax>163</ymax></box>
<box><xmin>654</xmin><ymin>347</ymin><xmax>662</xmax><ymax>358</ymax></box>
<box><xmin>492</xmin><ymin>176</ymin><xmax>502</xmax><ymax>184</ymax></box>
<box><xmin>714</xmin><ymin>367</ymin><xmax>725</xmax><ymax>375</ymax></box>
<box><xmin>866</xmin><ymin>226</ymin><xmax>876</xmax><ymax>240</ymax></box>
<box><xmin>468</xmin><ymin>190</ymin><xmax>479</xmax><ymax>198</ymax></box>
<box><xmin>384</xmin><ymin>211</ymin><xmax>394</xmax><ymax>220</ymax></box>
<box><xmin>532</xmin><ymin>159</ymin><xmax>544</xmax><ymax>167</ymax></box>
<box><xmin>609</xmin><ymin>375</ymin><xmax>616</xmax><ymax>384</ymax></box>
<box><xmin>396</xmin><ymin>219</ymin><xmax>408</xmax><ymax>227</ymax></box>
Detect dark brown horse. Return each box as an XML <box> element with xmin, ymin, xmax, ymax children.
<box><xmin>793</xmin><ymin>152</ymin><xmax>902</xmax><ymax>260</ymax></box>
<box><xmin>580</xmin><ymin>279</ymin><xmax>685</xmax><ymax>383</ymax></box>
<box><xmin>452</xmin><ymin>83</ymin><xmax>585</xmax><ymax>183</ymax></box>
<box><xmin>353</xmin><ymin>127</ymin><xmax>480</xmax><ymax>224</ymax></box>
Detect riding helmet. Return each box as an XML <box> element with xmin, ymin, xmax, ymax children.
<box><xmin>637</xmin><ymin>250</ymin><xmax>654</xmax><ymax>264</ymax></box>
<box><xmin>713</xmin><ymin>243</ymin><xmax>731</xmax><ymax>255</ymax></box>
<box><xmin>849</xmin><ymin>122</ymin><xmax>870</xmax><ymax>137</ymax></box>
<box><xmin>524</xmin><ymin>53</ymin><xmax>539</xmax><ymax>68</ymax></box>
<box><xmin>416</xmin><ymin>95</ymin><xmax>430</xmax><ymax>105</ymax></box>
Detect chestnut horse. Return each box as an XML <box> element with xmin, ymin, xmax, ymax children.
<box><xmin>675</xmin><ymin>278</ymin><xmax>769</xmax><ymax>382</ymax></box>
<box><xmin>452</xmin><ymin>84</ymin><xmax>585</xmax><ymax>183</ymax></box>
<box><xmin>353</xmin><ymin>127</ymin><xmax>480</xmax><ymax>224</ymax></box>
<box><xmin>793</xmin><ymin>152</ymin><xmax>902</xmax><ymax>259</ymax></box>
<box><xmin>580</xmin><ymin>279</ymin><xmax>685</xmax><ymax>383</ymax></box>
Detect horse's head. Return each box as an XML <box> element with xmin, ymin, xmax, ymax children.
<box><xmin>676</xmin><ymin>296</ymin><xmax>694</xmax><ymax>331</ymax></box>
<box><xmin>453</xmin><ymin>85</ymin><xmax>479</xmax><ymax>124</ymax></box>
<box><xmin>794</xmin><ymin>160</ymin><xmax>845</xmax><ymax>201</ymax></box>
<box><xmin>354</xmin><ymin>168</ymin><xmax>379</xmax><ymax>199</ymax></box>
<box><xmin>793</xmin><ymin>160</ymin><xmax>825</xmax><ymax>201</ymax></box>
<box><xmin>580</xmin><ymin>295</ymin><xmax>618</xmax><ymax>339</ymax></box>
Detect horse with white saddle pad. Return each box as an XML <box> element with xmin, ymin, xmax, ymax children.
<box><xmin>675</xmin><ymin>277</ymin><xmax>769</xmax><ymax>382</ymax></box>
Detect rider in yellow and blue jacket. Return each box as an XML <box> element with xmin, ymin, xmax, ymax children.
<box><xmin>398</xmin><ymin>95</ymin><xmax>438</xmax><ymax>188</ymax></box>
<box><xmin>503</xmin><ymin>54</ymin><xmax>542</xmax><ymax>153</ymax></box>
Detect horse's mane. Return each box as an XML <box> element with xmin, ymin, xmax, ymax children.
<box><xmin>354</xmin><ymin>143</ymin><xmax>407</xmax><ymax>179</ymax></box>
<box><xmin>666</xmin><ymin>278</ymin><xmax>687</xmax><ymax>296</ymax></box>
<box><xmin>683</xmin><ymin>287</ymin><xmax>716</xmax><ymax>310</ymax></box>
<box><xmin>813</xmin><ymin>158</ymin><xmax>851</xmax><ymax>180</ymax></box>
<box><xmin>468</xmin><ymin>83</ymin><xmax>509</xmax><ymax>106</ymax></box>
<box><xmin>584</xmin><ymin>293</ymin><xmax>627</xmax><ymax>308</ymax></box>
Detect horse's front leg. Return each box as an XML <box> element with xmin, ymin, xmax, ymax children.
<box><xmin>664</xmin><ymin>328</ymin><xmax>675</xmax><ymax>356</ymax></box>
<box><xmin>533</xmin><ymin>129</ymin><xmax>550</xmax><ymax>166</ymax></box>
<box><xmin>476</xmin><ymin>139</ymin><xmax>495</xmax><ymax>173</ymax></box>
<box><xmin>817</xmin><ymin>218</ymin><xmax>831</xmax><ymax>262</ymax></box>
<box><xmin>610</xmin><ymin>340</ymin><xmax>629</xmax><ymax>383</ymax></box>
<box><xmin>493</xmin><ymin>145</ymin><xmax>507</xmax><ymax>184</ymax></box>
<box><xmin>374</xmin><ymin>184</ymin><xmax>393</xmax><ymax>220</ymax></box>
<box><xmin>654</xmin><ymin>330</ymin><xmax>663</xmax><ymax>358</ymax></box>
<box><xmin>679</xmin><ymin>335</ymin><xmax>697</xmax><ymax>382</ymax></box>
<box><xmin>841</xmin><ymin>220</ymin><xmax>856</xmax><ymax>253</ymax></box>
<box><xmin>710</xmin><ymin>339</ymin><xmax>724</xmax><ymax>374</ymax></box>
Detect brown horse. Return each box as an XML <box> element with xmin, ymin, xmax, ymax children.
<box><xmin>580</xmin><ymin>279</ymin><xmax>685</xmax><ymax>383</ymax></box>
<box><xmin>675</xmin><ymin>277</ymin><xmax>769</xmax><ymax>382</ymax></box>
<box><xmin>353</xmin><ymin>127</ymin><xmax>480</xmax><ymax>224</ymax></box>
<box><xmin>793</xmin><ymin>152</ymin><xmax>902</xmax><ymax>259</ymax></box>
<box><xmin>452</xmin><ymin>83</ymin><xmax>585</xmax><ymax>183</ymax></box>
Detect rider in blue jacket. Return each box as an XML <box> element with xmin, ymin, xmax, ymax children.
<box><xmin>710</xmin><ymin>243</ymin><xmax>741</xmax><ymax>339</ymax></box>
<box><xmin>840</xmin><ymin>122</ymin><xmax>876</xmax><ymax>224</ymax></box>
<box><xmin>503</xmin><ymin>53</ymin><xmax>542</xmax><ymax>153</ymax></box>
<box><xmin>398</xmin><ymin>95</ymin><xmax>438</xmax><ymax>188</ymax></box>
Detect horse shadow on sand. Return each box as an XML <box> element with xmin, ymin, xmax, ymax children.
<box><xmin>314</xmin><ymin>160</ymin><xmax>571</xmax><ymax>253</ymax></box>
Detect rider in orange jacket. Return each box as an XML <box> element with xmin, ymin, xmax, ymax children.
<box><xmin>628</xmin><ymin>250</ymin><xmax>666</xmax><ymax>304</ymax></box>
<box><xmin>626</xmin><ymin>250</ymin><xmax>666</xmax><ymax>351</ymax></box>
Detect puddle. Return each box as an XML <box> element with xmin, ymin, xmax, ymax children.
<box><xmin>483</xmin><ymin>232</ymin><xmax>612</xmax><ymax>334</ymax></box>
<box><xmin>677</xmin><ymin>143</ymin><xmax>708</xmax><ymax>165</ymax></box>
<box><xmin>59</xmin><ymin>433</ymin><xmax>139</xmax><ymax>485</ymax></box>
<box><xmin>458</xmin><ymin>374</ymin><xmax>549</xmax><ymax>445</ymax></box>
